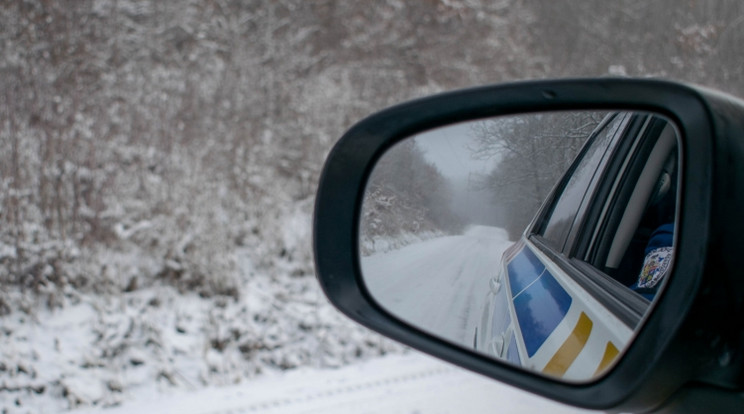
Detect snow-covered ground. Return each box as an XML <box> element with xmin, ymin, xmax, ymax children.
<box><xmin>0</xmin><ymin>246</ymin><xmax>404</xmax><ymax>413</ymax></box>
<box><xmin>0</xmin><ymin>224</ymin><xmax>598</xmax><ymax>414</ymax></box>
<box><xmin>74</xmin><ymin>352</ymin><xmax>591</xmax><ymax>414</ymax></box>
<box><xmin>362</xmin><ymin>226</ymin><xmax>513</xmax><ymax>349</ymax></box>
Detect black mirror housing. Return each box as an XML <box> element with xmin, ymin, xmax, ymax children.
<box><xmin>313</xmin><ymin>79</ymin><xmax>744</xmax><ymax>412</ymax></box>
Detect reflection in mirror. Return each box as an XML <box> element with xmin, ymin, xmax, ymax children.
<box><xmin>359</xmin><ymin>111</ymin><xmax>680</xmax><ymax>382</ymax></box>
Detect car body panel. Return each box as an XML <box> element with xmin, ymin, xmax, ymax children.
<box><xmin>476</xmin><ymin>111</ymin><xmax>647</xmax><ymax>380</ymax></box>
<box><xmin>479</xmin><ymin>239</ymin><xmax>632</xmax><ymax>380</ymax></box>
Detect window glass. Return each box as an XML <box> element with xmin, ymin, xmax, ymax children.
<box><xmin>540</xmin><ymin>114</ymin><xmax>627</xmax><ymax>251</ymax></box>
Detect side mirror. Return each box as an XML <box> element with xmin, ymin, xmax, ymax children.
<box><xmin>360</xmin><ymin>110</ymin><xmax>677</xmax><ymax>381</ymax></box>
<box><xmin>314</xmin><ymin>79</ymin><xmax>744</xmax><ymax>412</ymax></box>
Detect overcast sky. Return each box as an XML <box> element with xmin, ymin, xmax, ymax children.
<box><xmin>413</xmin><ymin>121</ymin><xmax>499</xmax><ymax>182</ymax></box>
<box><xmin>411</xmin><ymin>121</ymin><xmax>505</xmax><ymax>227</ymax></box>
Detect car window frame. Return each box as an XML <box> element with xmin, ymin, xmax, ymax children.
<box><xmin>573</xmin><ymin>115</ymin><xmax>656</xmax><ymax>264</ymax></box>
<box><xmin>580</xmin><ymin>116</ymin><xmax>676</xmax><ymax>275</ymax></box>
<box><xmin>533</xmin><ymin>112</ymin><xmax>630</xmax><ymax>252</ymax></box>
<box><xmin>526</xmin><ymin>112</ymin><xmax>661</xmax><ymax>329</ymax></box>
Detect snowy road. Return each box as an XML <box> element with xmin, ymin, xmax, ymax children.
<box><xmin>361</xmin><ymin>226</ymin><xmax>513</xmax><ymax>349</ymax></box>
<box><xmin>78</xmin><ymin>353</ymin><xmax>592</xmax><ymax>414</ymax></box>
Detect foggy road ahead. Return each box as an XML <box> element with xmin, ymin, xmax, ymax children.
<box><xmin>361</xmin><ymin>226</ymin><xmax>514</xmax><ymax>348</ymax></box>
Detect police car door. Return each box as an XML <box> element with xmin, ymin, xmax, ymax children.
<box><xmin>506</xmin><ymin>112</ymin><xmax>660</xmax><ymax>380</ymax></box>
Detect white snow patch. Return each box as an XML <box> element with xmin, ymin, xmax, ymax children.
<box><xmin>361</xmin><ymin>226</ymin><xmax>513</xmax><ymax>348</ymax></box>
<box><xmin>72</xmin><ymin>352</ymin><xmax>594</xmax><ymax>414</ymax></box>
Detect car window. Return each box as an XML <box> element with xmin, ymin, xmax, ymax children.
<box><xmin>538</xmin><ymin>114</ymin><xmax>628</xmax><ymax>251</ymax></box>
<box><xmin>527</xmin><ymin>114</ymin><xmax>679</xmax><ymax>327</ymax></box>
<box><xmin>597</xmin><ymin>118</ymin><xmax>679</xmax><ymax>291</ymax></box>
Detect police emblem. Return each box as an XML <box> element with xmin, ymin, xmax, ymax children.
<box><xmin>638</xmin><ymin>246</ymin><xmax>673</xmax><ymax>289</ymax></box>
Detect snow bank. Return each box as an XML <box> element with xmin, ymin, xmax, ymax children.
<box><xmin>360</xmin><ymin>230</ymin><xmax>444</xmax><ymax>257</ymax></box>
<box><xmin>0</xmin><ymin>249</ymin><xmax>404</xmax><ymax>413</ymax></box>
<box><xmin>72</xmin><ymin>353</ymin><xmax>590</xmax><ymax>414</ymax></box>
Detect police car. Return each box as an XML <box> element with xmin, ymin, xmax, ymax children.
<box><xmin>474</xmin><ymin>111</ymin><xmax>678</xmax><ymax>380</ymax></box>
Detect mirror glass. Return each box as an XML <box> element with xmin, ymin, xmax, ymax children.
<box><xmin>359</xmin><ymin>111</ymin><xmax>680</xmax><ymax>382</ymax></box>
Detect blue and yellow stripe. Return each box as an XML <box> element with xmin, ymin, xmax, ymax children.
<box><xmin>506</xmin><ymin>246</ymin><xmax>621</xmax><ymax>377</ymax></box>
